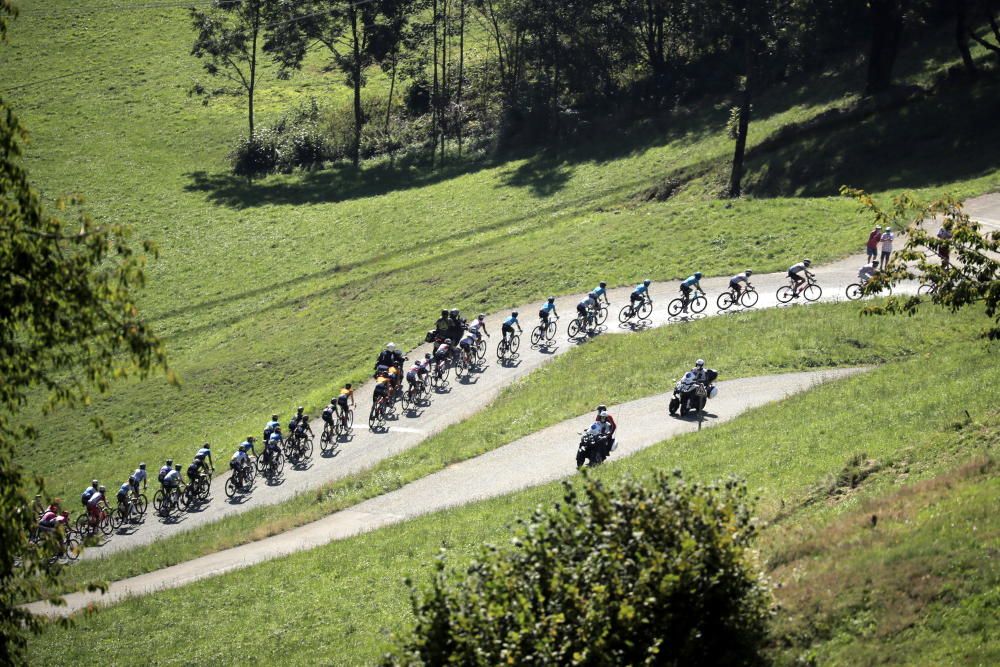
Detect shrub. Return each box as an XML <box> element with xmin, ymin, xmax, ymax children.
<box><xmin>386</xmin><ymin>471</ymin><xmax>771</xmax><ymax>666</ymax></box>
<box><xmin>227</xmin><ymin>99</ymin><xmax>331</xmax><ymax>177</ymax></box>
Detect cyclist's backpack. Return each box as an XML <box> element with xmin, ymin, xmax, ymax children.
<box><xmin>322</xmin><ymin>406</ymin><xmax>334</xmax><ymax>423</ymax></box>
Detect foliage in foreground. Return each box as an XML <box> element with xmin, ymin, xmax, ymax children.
<box><xmin>843</xmin><ymin>188</ymin><xmax>1000</xmax><ymax>338</ymax></box>
<box><xmin>1</xmin><ymin>4</ymin><xmax>169</xmax><ymax>662</ymax></box>
<box><xmin>387</xmin><ymin>472</ymin><xmax>771</xmax><ymax>666</ymax></box>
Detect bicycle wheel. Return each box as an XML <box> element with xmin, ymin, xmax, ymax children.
<box><xmin>225</xmin><ymin>476</ymin><xmax>237</xmax><ymax>499</ymax></box>
<box><xmin>198</xmin><ymin>477</ymin><xmax>211</xmax><ymax>500</ymax></box>
<box><xmin>804</xmin><ymin>283</ymin><xmax>822</xmax><ymax>301</ymax></box>
<box><xmin>177</xmin><ymin>488</ymin><xmax>190</xmax><ymax>512</ymax></box>
<box><xmin>530</xmin><ymin>325</ymin><xmax>543</xmax><ymax>346</ymax></box>
<box><xmin>496</xmin><ymin>339</ymin><xmax>507</xmax><ymax>361</ymax></box>
<box><xmin>690</xmin><ymin>295</ymin><xmax>707</xmax><ymax>314</ymax></box>
<box><xmin>776</xmin><ymin>285</ymin><xmax>795</xmax><ymax>303</ymax></box>
<box><xmin>75</xmin><ymin>513</ymin><xmax>91</xmax><ymax>535</ymax></box>
<box><xmin>245</xmin><ymin>462</ymin><xmax>257</xmax><ymax>484</ymax></box>
<box><xmin>717</xmin><ymin>292</ymin><xmax>735</xmax><ymax>310</ymax></box>
<box><xmin>567</xmin><ymin>318</ymin><xmax>582</xmax><ymax>339</ymax></box>
<box><xmin>153</xmin><ymin>489</ymin><xmax>164</xmax><ymax>513</ymax></box>
<box><xmin>99</xmin><ymin>513</ymin><xmax>115</xmax><ymax>536</ymax></box>
<box><xmin>918</xmin><ymin>283</ymin><xmax>935</xmax><ymax>296</ymax></box>
<box><xmin>667</xmin><ymin>298</ymin><xmax>684</xmax><ymax>317</ymax></box>
<box><xmin>637</xmin><ymin>300</ymin><xmax>653</xmax><ymax>319</ymax></box>
<box><xmin>64</xmin><ymin>536</ymin><xmax>82</xmax><ymax>562</ymax></box>
<box><xmin>109</xmin><ymin>507</ymin><xmax>124</xmax><ymax>531</ymax></box>
<box><xmin>740</xmin><ymin>289</ymin><xmax>759</xmax><ymax>308</ymax></box>
<box><xmin>302</xmin><ymin>438</ymin><xmax>313</xmax><ymax>460</ymax></box>
<box><xmin>545</xmin><ymin>320</ymin><xmax>557</xmax><ymax>341</ymax></box>
<box><xmin>596</xmin><ymin>305</ymin><xmax>608</xmax><ymax>326</ymax></box>
<box><xmin>618</xmin><ymin>305</ymin><xmax>633</xmax><ymax>324</ymax></box>
<box><xmin>509</xmin><ymin>334</ymin><xmax>520</xmax><ymax>354</ymax></box>
<box><xmin>475</xmin><ymin>339</ymin><xmax>487</xmax><ymax>361</ymax></box>
<box><xmin>845</xmin><ymin>283</ymin><xmax>862</xmax><ymax>300</ymax></box>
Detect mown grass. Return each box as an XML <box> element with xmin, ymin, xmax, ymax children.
<box><xmin>42</xmin><ymin>300</ymin><xmax>991</xmax><ymax>593</ymax></box>
<box><xmin>5</xmin><ymin>0</ymin><xmax>1000</xmax><ymax>505</ymax></box>
<box><xmin>27</xmin><ymin>305</ymin><xmax>1000</xmax><ymax>663</ymax></box>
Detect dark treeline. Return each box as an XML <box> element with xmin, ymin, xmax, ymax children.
<box><xmin>189</xmin><ymin>0</ymin><xmax>1000</xmax><ymax>190</ymax></box>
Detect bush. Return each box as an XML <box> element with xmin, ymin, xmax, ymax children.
<box><xmin>227</xmin><ymin>99</ymin><xmax>331</xmax><ymax>177</ymax></box>
<box><xmin>386</xmin><ymin>471</ymin><xmax>771</xmax><ymax>666</ymax></box>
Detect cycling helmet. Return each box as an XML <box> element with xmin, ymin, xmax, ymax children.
<box><xmin>450</xmin><ymin>309</ymin><xmax>460</xmax><ymax>317</ymax></box>
<box><xmin>444</xmin><ymin>338</ymin><xmax>452</xmax><ymax>345</ymax></box>
<box><xmin>247</xmin><ymin>436</ymin><xmax>255</xmax><ymax>443</ymax></box>
<box><xmin>203</xmin><ymin>442</ymin><xmax>211</xmax><ymax>449</ymax></box>
<box><xmin>547</xmin><ymin>296</ymin><xmax>555</xmax><ymax>303</ymax></box>
<box><xmin>139</xmin><ymin>463</ymin><xmax>146</xmax><ymax>469</ymax></box>
<box><xmin>512</xmin><ymin>311</ymin><xmax>518</xmax><ymax>317</ymax></box>
<box><xmin>695</xmin><ymin>359</ymin><xmax>705</xmax><ymax>367</ymax></box>
<box><xmin>745</xmin><ymin>269</ymin><xmax>753</xmax><ymax>276</ymax></box>
<box><xmin>599</xmin><ymin>281</ymin><xmax>607</xmax><ymax>288</ymax></box>
<box><xmin>643</xmin><ymin>279</ymin><xmax>651</xmax><ymax>286</ymax></box>
<box><xmin>597</xmin><ymin>404</ymin><xmax>607</xmax><ymax>412</ymax></box>
<box><xmin>345</xmin><ymin>383</ymin><xmax>352</xmax><ymax>389</ymax></box>
<box><xmin>441</xmin><ymin>309</ymin><xmax>448</xmax><ymax>317</ymax></box>
<box><xmin>165</xmin><ymin>459</ymin><xmax>173</xmax><ymax>466</ymax></box>
<box><xmin>694</xmin><ymin>272</ymin><xmax>702</xmax><ymax>279</ymax></box>
<box><xmin>272</xmin><ymin>414</ymin><xmax>278</xmax><ymax>421</ymax></box>
<box><xmin>478</xmin><ymin>313</ymin><xmax>486</xmax><ymax>320</ymax></box>
<box><xmin>386</xmin><ymin>343</ymin><xmax>395</xmax><ymax>351</ymax></box>
<box><xmin>98</xmin><ymin>485</ymin><xmax>106</xmax><ymax>493</ymax></box>
<box><xmin>240</xmin><ymin>443</ymin><xmax>249</xmax><ymax>452</ymax></box>
<box><xmin>803</xmin><ymin>259</ymin><xmax>812</xmax><ymax>266</ymax></box>
<box><xmin>174</xmin><ymin>464</ymin><xmax>181</xmax><ymax>471</ymax></box>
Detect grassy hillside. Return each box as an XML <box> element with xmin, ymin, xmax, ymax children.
<box><xmin>27</xmin><ymin>302</ymin><xmax>999</xmax><ymax>664</ymax></box>
<box><xmin>43</xmin><ymin>300</ymin><xmax>993</xmax><ymax>593</ymax></box>
<box><xmin>4</xmin><ymin>1</ymin><xmax>1000</xmax><ymax>503</ymax></box>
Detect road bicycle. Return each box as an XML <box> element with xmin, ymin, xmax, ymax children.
<box><xmin>183</xmin><ymin>474</ymin><xmax>211</xmax><ymax>507</ymax></box>
<box><xmin>369</xmin><ymin>394</ymin><xmax>390</xmax><ymax>430</ymax></box>
<box><xmin>594</xmin><ymin>302</ymin><xmax>609</xmax><ymax>326</ymax></box>
<box><xmin>716</xmin><ymin>284</ymin><xmax>759</xmax><ymax>310</ymax></box>
<box><xmin>286</xmin><ymin>430</ymin><xmax>314</xmax><ymax>464</ymax></box>
<box><xmin>667</xmin><ymin>289</ymin><xmax>707</xmax><ymax>317</ymax></box>
<box><xmin>530</xmin><ymin>316</ymin><xmax>559</xmax><ymax>346</ymax></box>
<box><xmin>27</xmin><ymin>525</ymin><xmax>82</xmax><ymax>564</ymax></box>
<box><xmin>153</xmin><ymin>483</ymin><xmax>188</xmax><ymax>517</ymax></box>
<box><xmin>845</xmin><ymin>280</ymin><xmax>892</xmax><ymax>300</ymax></box>
<box><xmin>257</xmin><ymin>447</ymin><xmax>285</xmax><ymax>480</ymax></box>
<box><xmin>567</xmin><ymin>311</ymin><xmax>597</xmax><ymax>339</ymax></box>
<box><xmin>776</xmin><ymin>276</ymin><xmax>822</xmax><ymax>303</ymax></box>
<box><xmin>618</xmin><ymin>297</ymin><xmax>653</xmax><ymax>323</ymax></box>
<box><xmin>431</xmin><ymin>357</ymin><xmax>451</xmax><ymax>389</ymax></box>
<box><xmin>497</xmin><ymin>332</ymin><xmax>520</xmax><ymax>362</ymax></box>
<box><xmin>918</xmin><ymin>281</ymin><xmax>938</xmax><ymax>296</ymax></box>
<box><xmin>75</xmin><ymin>503</ymin><xmax>120</xmax><ymax>537</ymax></box>
<box><xmin>225</xmin><ymin>462</ymin><xmax>256</xmax><ymax>498</ymax></box>
<box><xmin>115</xmin><ymin>492</ymin><xmax>148</xmax><ymax>525</ymax></box>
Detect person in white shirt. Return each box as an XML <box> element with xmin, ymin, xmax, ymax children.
<box><xmin>879</xmin><ymin>229</ymin><xmax>895</xmax><ymax>269</ymax></box>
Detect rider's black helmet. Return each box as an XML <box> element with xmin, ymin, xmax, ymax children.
<box><xmin>441</xmin><ymin>309</ymin><xmax>448</xmax><ymax>317</ymax></box>
<box><xmin>547</xmin><ymin>296</ymin><xmax>555</xmax><ymax>303</ymax></box>
<box><xmin>272</xmin><ymin>414</ymin><xmax>278</xmax><ymax>421</ymax></box>
<box><xmin>174</xmin><ymin>464</ymin><xmax>181</xmax><ymax>471</ymax></box>
<box><xmin>597</xmin><ymin>404</ymin><xmax>607</xmax><ymax>412</ymax></box>
<box><xmin>599</xmin><ymin>281</ymin><xmax>606</xmax><ymax>288</ymax></box>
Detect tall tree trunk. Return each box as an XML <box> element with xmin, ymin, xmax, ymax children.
<box><xmin>440</xmin><ymin>0</ymin><xmax>449</xmax><ymax>164</ymax></box>
<box><xmin>432</xmin><ymin>0</ymin><xmax>439</xmax><ymax>165</ymax></box>
<box><xmin>955</xmin><ymin>0</ymin><xmax>977</xmax><ymax>74</ymax></box>
<box><xmin>728</xmin><ymin>35</ymin><xmax>752</xmax><ymax>198</ymax></box>
<box><xmin>865</xmin><ymin>0</ymin><xmax>905</xmax><ymax>94</ymax></box>
<box><xmin>350</xmin><ymin>4</ymin><xmax>363</xmax><ymax>168</ymax></box>
<box><xmin>457</xmin><ymin>0</ymin><xmax>465</xmax><ymax>156</ymax></box>
<box><xmin>385</xmin><ymin>52</ymin><xmax>397</xmax><ymax>135</ymax></box>
<box><xmin>248</xmin><ymin>6</ymin><xmax>259</xmax><ymax>139</ymax></box>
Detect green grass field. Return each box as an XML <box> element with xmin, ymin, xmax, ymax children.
<box><xmin>43</xmin><ymin>300</ymin><xmax>994</xmax><ymax>594</ymax></box>
<box><xmin>27</xmin><ymin>301</ymin><xmax>999</xmax><ymax>664</ymax></box>
<box><xmin>4</xmin><ymin>0</ymin><xmax>1000</xmax><ymax>506</ymax></box>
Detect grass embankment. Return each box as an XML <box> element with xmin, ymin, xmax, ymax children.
<box><xmin>29</xmin><ymin>304</ymin><xmax>999</xmax><ymax>664</ymax></box>
<box><xmin>5</xmin><ymin>0</ymin><xmax>1000</xmax><ymax>502</ymax></box>
<box><xmin>44</xmin><ymin>301</ymin><xmax>988</xmax><ymax>592</ymax></box>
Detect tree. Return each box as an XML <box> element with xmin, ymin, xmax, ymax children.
<box><xmin>191</xmin><ymin>0</ymin><xmax>275</xmax><ymax>139</ymax></box>
<box><xmin>843</xmin><ymin>187</ymin><xmax>1000</xmax><ymax>339</ymax></box>
<box><xmin>386</xmin><ymin>471</ymin><xmax>771</xmax><ymax>665</ymax></box>
<box><xmin>1</xmin><ymin>3</ymin><xmax>170</xmax><ymax>661</ymax></box>
<box><xmin>967</xmin><ymin>0</ymin><xmax>1000</xmax><ymax>61</ymax></box>
<box><xmin>865</xmin><ymin>0</ymin><xmax>907</xmax><ymax>94</ymax></box>
<box><xmin>269</xmin><ymin>0</ymin><xmax>415</xmax><ymax>167</ymax></box>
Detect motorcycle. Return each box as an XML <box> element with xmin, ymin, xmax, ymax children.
<box><xmin>576</xmin><ymin>430</ymin><xmax>616</xmax><ymax>467</ymax></box>
<box><xmin>669</xmin><ymin>369</ymin><xmax>718</xmax><ymax>417</ymax></box>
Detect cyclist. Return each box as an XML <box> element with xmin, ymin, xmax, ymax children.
<box><xmin>433</xmin><ymin>338</ymin><xmax>453</xmax><ymax>375</ymax></box>
<box><xmin>387</xmin><ymin>365</ymin><xmax>401</xmax><ymax>393</ymax></box>
<box><xmin>195</xmin><ymin>443</ymin><xmax>214</xmax><ymax>475</ymax></box>
<box><xmin>680</xmin><ymin>272</ymin><xmax>703</xmax><ymax>308</ymax></box>
<box><xmin>337</xmin><ymin>384</ymin><xmax>355</xmax><ymax>424</ymax></box>
<box><xmin>538</xmin><ymin>297</ymin><xmax>559</xmax><ymax>326</ymax></box>
<box><xmin>321</xmin><ymin>402</ymin><xmax>336</xmax><ymax>432</ymax></box>
<box><xmin>129</xmin><ymin>463</ymin><xmax>148</xmax><ymax>496</ymax></box>
<box><xmin>264</xmin><ymin>414</ymin><xmax>281</xmax><ymax>443</ymax></box>
<box><xmin>292</xmin><ymin>416</ymin><xmax>312</xmax><ymax>443</ymax></box>
<box><xmin>468</xmin><ymin>313</ymin><xmax>490</xmax><ymax>341</ymax></box>
<box><xmin>240</xmin><ymin>435</ymin><xmax>257</xmax><ymax>458</ymax></box>
<box><xmin>37</xmin><ymin>501</ymin><xmax>65</xmax><ymax>532</ymax></box>
<box><xmin>501</xmin><ymin>312</ymin><xmax>522</xmax><ymax>345</ymax></box>
<box><xmin>263</xmin><ymin>430</ymin><xmax>282</xmax><ymax>466</ymax></box>
<box><xmin>86</xmin><ymin>485</ymin><xmax>107</xmax><ymax>525</ymax></box>
<box><xmin>577</xmin><ymin>293</ymin><xmax>597</xmax><ymax>327</ymax></box>
<box><xmin>115</xmin><ymin>481</ymin><xmax>132</xmax><ymax>511</ymax></box>
<box><xmin>230</xmin><ymin>443</ymin><xmax>251</xmax><ymax>482</ymax></box>
<box><xmin>592</xmin><ymin>281</ymin><xmax>610</xmax><ymax>307</ymax></box>
<box><xmin>407</xmin><ymin>357</ymin><xmax>429</xmax><ymax>394</ymax></box>
<box><xmin>162</xmin><ymin>464</ymin><xmax>183</xmax><ymax>495</ymax></box>
<box><xmin>187</xmin><ymin>458</ymin><xmax>207</xmax><ymax>490</ymax></box>
<box><xmin>81</xmin><ymin>479</ymin><xmax>99</xmax><ymax>509</ymax></box>
<box><xmin>458</xmin><ymin>331</ymin><xmax>477</xmax><ymax>366</ymax></box>
<box><xmin>788</xmin><ymin>259</ymin><xmax>813</xmax><ymax>297</ymax></box>
<box><xmin>630</xmin><ymin>279</ymin><xmax>652</xmax><ymax>310</ymax></box>
<box><xmin>728</xmin><ymin>270</ymin><xmax>752</xmax><ymax>298</ymax></box>
<box><xmin>858</xmin><ymin>260</ymin><xmax>877</xmax><ymax>284</ymax></box>
<box><xmin>158</xmin><ymin>459</ymin><xmax>173</xmax><ymax>484</ymax></box>
<box><xmin>373</xmin><ymin>371</ymin><xmax>392</xmax><ymax>406</ymax></box>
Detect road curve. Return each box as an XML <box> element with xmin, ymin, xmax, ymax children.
<box><xmin>79</xmin><ymin>244</ymin><xmax>912</xmax><ymax>560</ymax></box>
<box><xmin>27</xmin><ymin>367</ymin><xmax>866</xmax><ymax>617</ymax></box>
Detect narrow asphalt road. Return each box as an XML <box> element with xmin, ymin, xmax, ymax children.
<box><xmin>27</xmin><ymin>367</ymin><xmax>865</xmax><ymax>617</ymax></box>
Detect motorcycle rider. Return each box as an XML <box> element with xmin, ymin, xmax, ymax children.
<box><xmin>595</xmin><ymin>404</ymin><xmax>617</xmax><ymax>456</ymax></box>
<box><xmin>691</xmin><ymin>359</ymin><xmax>708</xmax><ymax>383</ymax></box>
<box><xmin>376</xmin><ymin>343</ymin><xmax>404</xmax><ymax>371</ymax></box>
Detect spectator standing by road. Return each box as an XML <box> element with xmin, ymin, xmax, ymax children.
<box><xmin>879</xmin><ymin>227</ymin><xmax>895</xmax><ymax>269</ymax></box>
<box><xmin>936</xmin><ymin>224</ymin><xmax>953</xmax><ymax>267</ymax></box>
<box><xmin>866</xmin><ymin>226</ymin><xmax>882</xmax><ymax>262</ymax></box>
